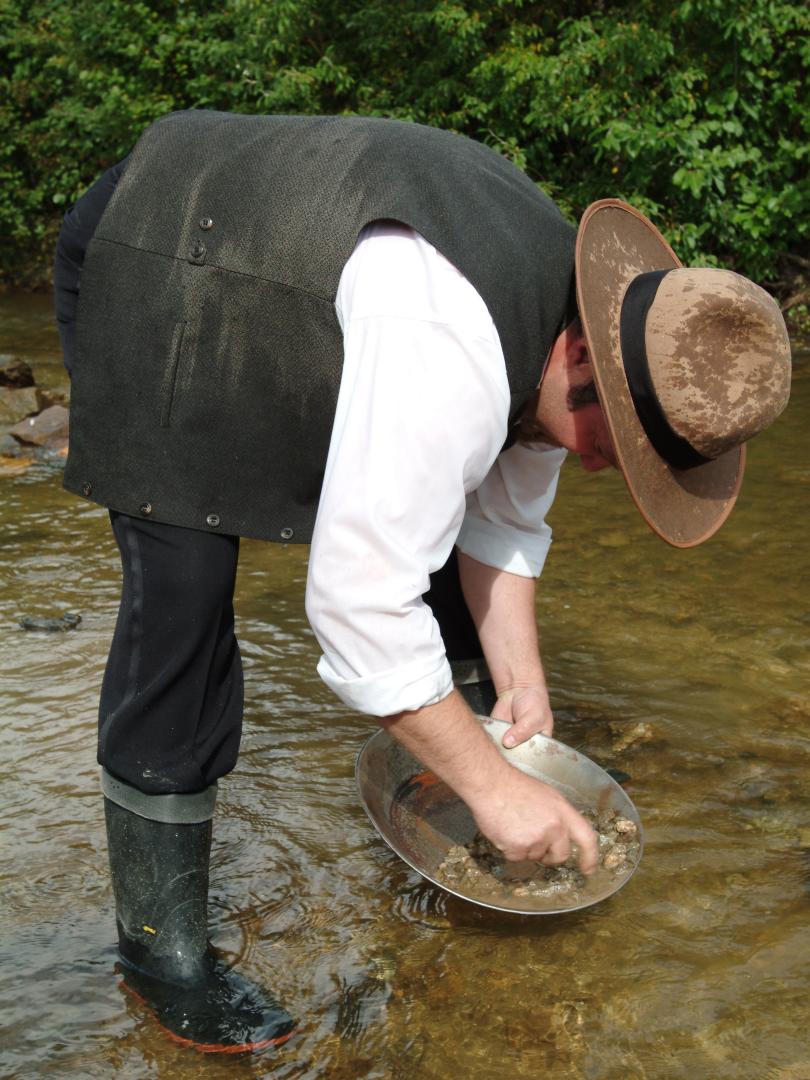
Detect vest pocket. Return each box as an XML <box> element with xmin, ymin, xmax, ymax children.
<box><xmin>160</xmin><ymin>320</ymin><xmax>188</xmax><ymax>428</ymax></box>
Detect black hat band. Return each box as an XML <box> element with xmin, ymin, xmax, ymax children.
<box><xmin>620</xmin><ymin>270</ymin><xmax>711</xmax><ymax>471</ymax></box>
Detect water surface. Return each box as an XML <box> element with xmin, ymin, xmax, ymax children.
<box><xmin>1</xmin><ymin>291</ymin><xmax>808</xmax><ymax>1079</ymax></box>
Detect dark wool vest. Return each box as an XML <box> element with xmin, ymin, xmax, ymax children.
<box><xmin>65</xmin><ymin>111</ymin><xmax>576</xmax><ymax>542</ymax></box>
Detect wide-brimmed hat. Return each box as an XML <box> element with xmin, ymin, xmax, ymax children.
<box><xmin>576</xmin><ymin>199</ymin><xmax>792</xmax><ymax>547</ymax></box>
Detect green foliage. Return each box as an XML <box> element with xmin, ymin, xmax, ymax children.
<box><xmin>1</xmin><ymin>0</ymin><xmax>807</xmax><ymax>288</ymax></box>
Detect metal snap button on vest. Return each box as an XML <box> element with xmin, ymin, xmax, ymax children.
<box><xmin>81</xmin><ymin>482</ymin><xmax>92</xmax><ymax>497</ymax></box>
<box><xmin>189</xmin><ymin>241</ymin><xmax>206</xmax><ymax>264</ymax></box>
<box><xmin>139</xmin><ymin>502</ymin><xmax>153</xmax><ymax>517</ymax></box>
<box><xmin>206</xmin><ymin>513</ymin><xmax>221</xmax><ymax>528</ymax></box>
<box><xmin>199</xmin><ymin>217</ymin><xmax>214</xmax><ymax>230</ymax></box>
<box><xmin>280</xmin><ymin>527</ymin><xmax>294</xmax><ymax>540</ymax></box>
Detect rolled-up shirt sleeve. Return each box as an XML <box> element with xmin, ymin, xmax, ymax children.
<box><xmin>456</xmin><ymin>440</ymin><xmax>567</xmax><ymax>578</ymax></box>
<box><xmin>306</xmin><ymin>224</ymin><xmax>510</xmax><ymax>716</ymax></box>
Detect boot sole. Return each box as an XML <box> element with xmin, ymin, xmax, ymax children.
<box><xmin>120</xmin><ymin>978</ymin><xmax>296</xmax><ymax>1054</ymax></box>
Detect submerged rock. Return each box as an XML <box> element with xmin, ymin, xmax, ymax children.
<box><xmin>609</xmin><ymin>721</ymin><xmax>654</xmax><ymax>752</ymax></box>
<box><xmin>0</xmin><ymin>454</ymin><xmax>35</xmax><ymax>477</ymax></box>
<box><xmin>0</xmin><ymin>433</ymin><xmax>29</xmax><ymax>456</ymax></box>
<box><xmin>18</xmin><ymin>612</ymin><xmax>82</xmax><ymax>632</ymax></box>
<box><xmin>605</xmin><ymin>767</ymin><xmax>632</xmax><ymax>785</ymax></box>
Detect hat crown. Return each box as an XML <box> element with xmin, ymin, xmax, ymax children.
<box><xmin>645</xmin><ymin>268</ymin><xmax>791</xmax><ymax>460</ymax></box>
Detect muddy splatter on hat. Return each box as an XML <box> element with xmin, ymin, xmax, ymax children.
<box><xmin>576</xmin><ymin>199</ymin><xmax>792</xmax><ymax>547</ymax></box>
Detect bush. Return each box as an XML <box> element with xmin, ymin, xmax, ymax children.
<box><xmin>1</xmin><ymin>0</ymin><xmax>807</xmax><ymax>289</ymax></box>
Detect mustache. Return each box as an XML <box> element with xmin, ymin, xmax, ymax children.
<box><xmin>566</xmin><ymin>380</ymin><xmax>599</xmax><ymax>412</ymax></box>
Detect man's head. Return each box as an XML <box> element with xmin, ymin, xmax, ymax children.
<box><xmin>522</xmin><ymin>318</ymin><xmax>617</xmax><ymax>472</ymax></box>
<box><xmin>569</xmin><ymin>199</ymin><xmax>792</xmax><ymax>547</ymax></box>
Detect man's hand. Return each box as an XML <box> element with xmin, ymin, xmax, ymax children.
<box><xmin>468</xmin><ymin>766</ymin><xmax>598</xmax><ymax>870</ymax></box>
<box><xmin>491</xmin><ymin>684</ymin><xmax>554</xmax><ymax>747</ymax></box>
<box><xmin>381</xmin><ymin>691</ymin><xmax>597</xmax><ymax>875</ymax></box>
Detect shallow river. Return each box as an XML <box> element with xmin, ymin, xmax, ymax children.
<box><xmin>1</xmin><ymin>292</ymin><xmax>808</xmax><ymax>1079</ymax></box>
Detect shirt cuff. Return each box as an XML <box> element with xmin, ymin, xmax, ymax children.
<box><xmin>456</xmin><ymin>516</ymin><xmax>553</xmax><ymax>578</ymax></box>
<box><xmin>316</xmin><ymin>653</ymin><xmax>455</xmax><ymax>716</ymax></box>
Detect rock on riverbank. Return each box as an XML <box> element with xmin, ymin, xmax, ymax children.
<box><xmin>0</xmin><ymin>354</ymin><xmax>68</xmax><ymax>474</ymax></box>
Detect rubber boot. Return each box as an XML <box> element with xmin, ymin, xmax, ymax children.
<box><xmin>104</xmin><ymin>797</ymin><xmax>295</xmax><ymax>1053</ymax></box>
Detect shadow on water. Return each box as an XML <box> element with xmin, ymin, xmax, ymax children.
<box><xmin>1</xmin><ymin>291</ymin><xmax>809</xmax><ymax>1079</ymax></box>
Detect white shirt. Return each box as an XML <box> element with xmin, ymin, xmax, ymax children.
<box><xmin>305</xmin><ymin>223</ymin><xmax>566</xmax><ymax>716</ymax></box>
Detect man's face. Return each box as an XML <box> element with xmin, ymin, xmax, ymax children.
<box><xmin>533</xmin><ymin>322</ymin><xmax>618</xmax><ymax>472</ymax></box>
<box><xmin>570</xmin><ymin>403</ymin><xmax>616</xmax><ymax>472</ymax></box>
<box><xmin>566</xmin><ymin>363</ymin><xmax>617</xmax><ymax>472</ymax></box>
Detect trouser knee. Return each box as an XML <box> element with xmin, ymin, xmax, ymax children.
<box><xmin>99</xmin><ymin>512</ymin><xmax>243</xmax><ymax>796</ymax></box>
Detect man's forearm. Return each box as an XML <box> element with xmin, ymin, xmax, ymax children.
<box><xmin>380</xmin><ymin>689</ymin><xmax>512</xmax><ymax>805</ymax></box>
<box><xmin>457</xmin><ymin>549</ymin><xmax>554</xmax><ymax>744</ymax></box>
<box><xmin>457</xmin><ymin>550</ymin><xmax>545</xmax><ymax>692</ymax></box>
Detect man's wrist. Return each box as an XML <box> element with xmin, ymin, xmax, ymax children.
<box><xmin>494</xmin><ymin>675</ymin><xmax>547</xmax><ymax>696</ymax></box>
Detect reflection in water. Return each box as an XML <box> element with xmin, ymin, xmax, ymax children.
<box><xmin>1</xmin><ymin>292</ymin><xmax>809</xmax><ymax>1078</ymax></box>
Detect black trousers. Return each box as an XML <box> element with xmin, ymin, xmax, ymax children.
<box><xmin>100</xmin><ymin>511</ymin><xmax>492</xmax><ymax>795</ymax></box>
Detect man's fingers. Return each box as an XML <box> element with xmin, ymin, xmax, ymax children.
<box><xmin>537</xmin><ymin>835</ymin><xmax>571</xmax><ymax>866</ymax></box>
<box><xmin>569</xmin><ymin>814</ymin><xmax>599</xmax><ymax>875</ymax></box>
<box><xmin>492</xmin><ymin>688</ymin><xmax>554</xmax><ymax>748</ymax></box>
<box><xmin>471</xmin><ymin>772</ymin><xmax>598</xmax><ymax>874</ymax></box>
<box><xmin>502</xmin><ymin>716</ymin><xmax>551</xmax><ymax>749</ymax></box>
<box><xmin>500</xmin><ymin>703</ymin><xmax>553</xmax><ymax>748</ymax></box>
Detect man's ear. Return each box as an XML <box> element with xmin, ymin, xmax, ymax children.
<box><xmin>565</xmin><ymin>331</ymin><xmax>590</xmax><ymax>370</ymax></box>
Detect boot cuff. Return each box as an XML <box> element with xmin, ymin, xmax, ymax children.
<box><xmin>101</xmin><ymin>768</ymin><xmax>217</xmax><ymax>823</ymax></box>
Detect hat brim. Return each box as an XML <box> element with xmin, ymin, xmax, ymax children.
<box><xmin>576</xmin><ymin>200</ymin><xmax>743</xmax><ymax>548</ymax></box>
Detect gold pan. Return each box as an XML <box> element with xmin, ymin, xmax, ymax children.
<box><xmin>356</xmin><ymin>716</ymin><xmax>643</xmax><ymax>914</ymax></box>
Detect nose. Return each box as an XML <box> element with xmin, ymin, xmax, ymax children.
<box><xmin>580</xmin><ymin>454</ymin><xmax>612</xmax><ymax>473</ymax></box>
